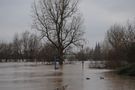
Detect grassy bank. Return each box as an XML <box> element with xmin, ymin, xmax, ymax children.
<box><xmin>117</xmin><ymin>64</ymin><xmax>135</xmax><ymax>76</ymax></box>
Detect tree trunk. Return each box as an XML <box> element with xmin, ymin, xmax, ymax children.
<box><xmin>59</xmin><ymin>50</ymin><xmax>64</xmax><ymax>65</ymax></box>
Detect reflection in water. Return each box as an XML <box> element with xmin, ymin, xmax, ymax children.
<box><xmin>0</xmin><ymin>62</ymin><xmax>135</xmax><ymax>90</ymax></box>
<box><xmin>53</xmin><ymin>71</ymin><xmax>63</xmax><ymax>90</ymax></box>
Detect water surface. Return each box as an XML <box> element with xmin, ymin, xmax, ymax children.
<box><xmin>0</xmin><ymin>62</ymin><xmax>135</xmax><ymax>90</ymax></box>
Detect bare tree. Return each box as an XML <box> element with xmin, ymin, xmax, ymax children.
<box><xmin>107</xmin><ymin>24</ymin><xmax>126</xmax><ymax>49</ymax></box>
<box><xmin>12</xmin><ymin>33</ymin><xmax>23</xmax><ymax>61</ymax></box>
<box><xmin>28</xmin><ymin>34</ymin><xmax>40</xmax><ymax>62</ymax></box>
<box><xmin>32</xmin><ymin>0</ymin><xmax>84</xmax><ymax>65</ymax></box>
<box><xmin>104</xmin><ymin>23</ymin><xmax>135</xmax><ymax>67</ymax></box>
<box><xmin>104</xmin><ymin>24</ymin><xmax>127</xmax><ymax>67</ymax></box>
<box><xmin>21</xmin><ymin>31</ymin><xmax>30</xmax><ymax>61</ymax></box>
<box><xmin>125</xmin><ymin>22</ymin><xmax>135</xmax><ymax>46</ymax></box>
<box><xmin>0</xmin><ymin>42</ymin><xmax>13</xmax><ymax>62</ymax></box>
<box><xmin>0</xmin><ymin>42</ymin><xmax>7</xmax><ymax>62</ymax></box>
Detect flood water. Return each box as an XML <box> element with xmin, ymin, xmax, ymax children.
<box><xmin>0</xmin><ymin>62</ymin><xmax>135</xmax><ymax>90</ymax></box>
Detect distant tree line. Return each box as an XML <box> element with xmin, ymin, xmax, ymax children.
<box><xmin>101</xmin><ymin>22</ymin><xmax>135</xmax><ymax>68</ymax></box>
<box><xmin>0</xmin><ymin>19</ymin><xmax>134</xmax><ymax>68</ymax></box>
<box><xmin>75</xmin><ymin>43</ymin><xmax>103</xmax><ymax>61</ymax></box>
<box><xmin>0</xmin><ymin>30</ymin><xmax>103</xmax><ymax>63</ymax></box>
<box><xmin>75</xmin><ymin>20</ymin><xmax>135</xmax><ymax>68</ymax></box>
<box><xmin>0</xmin><ymin>31</ymin><xmax>58</xmax><ymax>63</ymax></box>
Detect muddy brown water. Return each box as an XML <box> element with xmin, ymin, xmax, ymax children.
<box><xmin>0</xmin><ymin>62</ymin><xmax>135</xmax><ymax>90</ymax></box>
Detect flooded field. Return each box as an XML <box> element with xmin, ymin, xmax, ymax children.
<box><xmin>0</xmin><ymin>62</ymin><xmax>135</xmax><ymax>90</ymax></box>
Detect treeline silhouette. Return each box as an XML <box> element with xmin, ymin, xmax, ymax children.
<box><xmin>0</xmin><ymin>20</ymin><xmax>135</xmax><ymax>68</ymax></box>
<box><xmin>0</xmin><ymin>30</ymin><xmax>103</xmax><ymax>63</ymax></box>
<box><xmin>0</xmin><ymin>31</ymin><xmax>58</xmax><ymax>63</ymax></box>
<box><xmin>75</xmin><ymin>20</ymin><xmax>135</xmax><ymax>68</ymax></box>
<box><xmin>102</xmin><ymin>22</ymin><xmax>135</xmax><ymax>68</ymax></box>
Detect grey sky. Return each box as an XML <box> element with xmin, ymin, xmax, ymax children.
<box><xmin>0</xmin><ymin>0</ymin><xmax>135</xmax><ymax>47</ymax></box>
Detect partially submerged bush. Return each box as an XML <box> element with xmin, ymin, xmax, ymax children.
<box><xmin>117</xmin><ymin>64</ymin><xmax>135</xmax><ymax>76</ymax></box>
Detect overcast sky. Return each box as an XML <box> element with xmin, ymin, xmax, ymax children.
<box><xmin>0</xmin><ymin>0</ymin><xmax>135</xmax><ymax>47</ymax></box>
